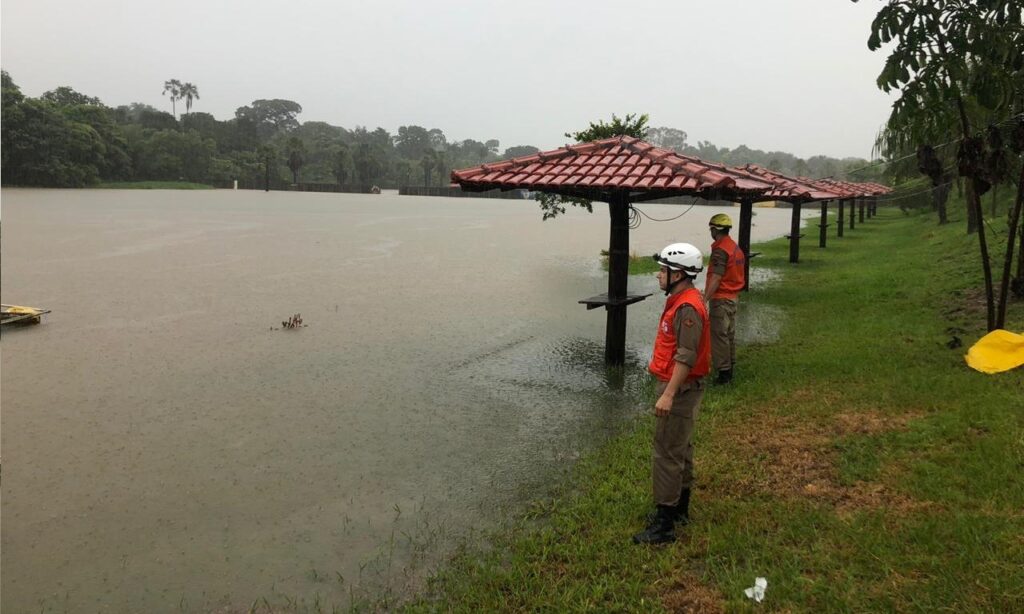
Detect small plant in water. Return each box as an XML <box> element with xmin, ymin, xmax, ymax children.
<box><xmin>275</xmin><ymin>313</ymin><xmax>306</xmax><ymax>330</ymax></box>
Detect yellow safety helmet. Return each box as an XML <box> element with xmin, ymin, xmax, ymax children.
<box><xmin>709</xmin><ymin>213</ymin><xmax>733</xmax><ymax>229</ymax></box>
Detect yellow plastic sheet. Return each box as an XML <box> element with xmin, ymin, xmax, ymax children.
<box><xmin>4</xmin><ymin>305</ymin><xmax>41</xmax><ymax>315</ymax></box>
<box><xmin>965</xmin><ymin>329</ymin><xmax>1024</xmax><ymax>374</ymax></box>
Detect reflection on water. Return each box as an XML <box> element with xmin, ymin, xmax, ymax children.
<box><xmin>1</xmin><ymin>189</ymin><xmax>795</xmax><ymax>612</ymax></box>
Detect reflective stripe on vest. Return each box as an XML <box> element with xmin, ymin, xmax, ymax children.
<box><xmin>711</xmin><ymin>235</ymin><xmax>746</xmax><ymax>299</ymax></box>
<box><xmin>648</xmin><ymin>287</ymin><xmax>711</xmax><ymax>382</ymax></box>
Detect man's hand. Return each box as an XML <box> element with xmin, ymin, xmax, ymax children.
<box><xmin>655</xmin><ymin>392</ymin><xmax>674</xmax><ymax>417</ymax></box>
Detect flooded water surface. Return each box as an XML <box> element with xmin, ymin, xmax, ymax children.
<box><xmin>1</xmin><ymin>189</ymin><xmax>800</xmax><ymax>612</ymax></box>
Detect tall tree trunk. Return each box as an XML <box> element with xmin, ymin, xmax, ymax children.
<box><xmin>954</xmin><ymin>96</ymin><xmax>995</xmax><ymax>330</ymax></box>
<box><xmin>934</xmin><ymin>182</ymin><xmax>949</xmax><ymax>225</ymax></box>
<box><xmin>997</xmin><ymin>163</ymin><xmax>1024</xmax><ymax>328</ymax></box>
<box><xmin>967</xmin><ymin>191</ymin><xmax>979</xmax><ymax>234</ymax></box>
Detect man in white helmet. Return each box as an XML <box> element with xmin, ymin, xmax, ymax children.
<box><xmin>633</xmin><ymin>243</ymin><xmax>711</xmax><ymax>545</ymax></box>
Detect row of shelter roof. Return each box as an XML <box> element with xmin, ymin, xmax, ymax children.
<box><xmin>448</xmin><ymin>135</ymin><xmax>892</xmax><ymax>365</ymax></box>
<box><xmin>449</xmin><ymin>135</ymin><xmax>891</xmax><ymax>204</ymax></box>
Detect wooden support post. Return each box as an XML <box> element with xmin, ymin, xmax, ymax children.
<box><xmin>859</xmin><ymin>199</ymin><xmax>866</xmax><ymax>223</ymax></box>
<box><xmin>605</xmin><ymin>196</ymin><xmax>630</xmax><ymax>365</ymax></box>
<box><xmin>738</xmin><ymin>199</ymin><xmax>753</xmax><ymax>291</ymax></box>
<box><xmin>838</xmin><ymin>199</ymin><xmax>845</xmax><ymax>237</ymax></box>
<box><xmin>819</xmin><ymin>200</ymin><xmax>829</xmax><ymax>248</ymax></box>
<box><xmin>849</xmin><ymin>198</ymin><xmax>856</xmax><ymax>230</ymax></box>
<box><xmin>789</xmin><ymin>201</ymin><xmax>802</xmax><ymax>263</ymax></box>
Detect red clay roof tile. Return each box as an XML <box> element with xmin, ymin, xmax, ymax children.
<box><xmin>450</xmin><ymin>135</ymin><xmax>774</xmax><ymax>200</ymax></box>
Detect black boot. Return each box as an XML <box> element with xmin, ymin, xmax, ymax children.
<box><xmin>633</xmin><ymin>505</ymin><xmax>676</xmax><ymax>545</ymax></box>
<box><xmin>714</xmin><ymin>368</ymin><xmax>732</xmax><ymax>385</ymax></box>
<box><xmin>645</xmin><ymin>487</ymin><xmax>692</xmax><ymax>524</ymax></box>
<box><xmin>676</xmin><ymin>488</ymin><xmax>691</xmax><ymax>526</ymax></box>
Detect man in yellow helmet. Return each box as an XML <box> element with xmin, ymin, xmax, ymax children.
<box><xmin>704</xmin><ymin>213</ymin><xmax>746</xmax><ymax>384</ymax></box>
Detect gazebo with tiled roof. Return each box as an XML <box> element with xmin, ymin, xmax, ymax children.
<box><xmin>741</xmin><ymin>165</ymin><xmax>846</xmax><ymax>264</ymax></box>
<box><xmin>451</xmin><ymin>135</ymin><xmax>775</xmax><ymax>365</ymax></box>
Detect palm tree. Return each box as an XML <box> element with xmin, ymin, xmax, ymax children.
<box><xmin>162</xmin><ymin>79</ymin><xmax>182</xmax><ymax>118</ymax></box>
<box><xmin>179</xmin><ymin>82</ymin><xmax>199</xmax><ymax>116</ymax></box>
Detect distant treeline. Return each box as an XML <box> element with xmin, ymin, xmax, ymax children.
<box><xmin>0</xmin><ymin>71</ymin><xmax>881</xmax><ymax>189</ymax></box>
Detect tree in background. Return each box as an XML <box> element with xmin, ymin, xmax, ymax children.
<box><xmin>857</xmin><ymin>0</ymin><xmax>1024</xmax><ymax>330</ymax></box>
<box><xmin>179</xmin><ymin>82</ymin><xmax>200</xmax><ymax>116</ymax></box>
<box><xmin>420</xmin><ymin>149</ymin><xmax>437</xmax><ymax>185</ymax></box>
<box><xmin>331</xmin><ymin>145</ymin><xmax>353</xmax><ymax>185</ymax></box>
<box><xmin>41</xmin><ymin>86</ymin><xmax>103</xmax><ymax>107</ymax></box>
<box><xmin>502</xmin><ymin>145</ymin><xmax>539</xmax><ymax>159</ymax></box>
<box><xmin>258</xmin><ymin>144</ymin><xmax>277</xmax><ymax>191</ymax></box>
<box><xmin>235</xmin><ymin>99</ymin><xmax>303</xmax><ymax>139</ymax></box>
<box><xmin>645</xmin><ymin>126</ymin><xmax>688</xmax><ymax>151</ymax></box>
<box><xmin>162</xmin><ymin>79</ymin><xmax>182</xmax><ymax>118</ymax></box>
<box><xmin>534</xmin><ymin>113</ymin><xmax>649</xmax><ymax>220</ymax></box>
<box><xmin>285</xmin><ymin>137</ymin><xmax>306</xmax><ymax>184</ymax></box>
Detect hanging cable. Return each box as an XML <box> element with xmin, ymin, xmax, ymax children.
<box><xmin>626</xmin><ymin>199</ymin><xmax>700</xmax><ymax>230</ymax></box>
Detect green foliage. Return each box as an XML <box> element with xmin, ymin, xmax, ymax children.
<box><xmin>502</xmin><ymin>145</ymin><xmax>539</xmax><ymax>158</ymax></box>
<box><xmin>566</xmin><ymin>112</ymin><xmax>649</xmax><ymax>142</ymax></box>
<box><xmin>41</xmin><ymin>86</ymin><xmax>103</xmax><ymax>107</ymax></box>
<box><xmin>645</xmin><ymin>126</ymin><xmax>688</xmax><ymax>151</ymax></box>
<box><xmin>0</xmin><ymin>73</ymin><xmax>889</xmax><ymax>192</ymax></box>
<box><xmin>132</xmin><ymin>129</ymin><xmax>216</xmax><ymax>182</ymax></box>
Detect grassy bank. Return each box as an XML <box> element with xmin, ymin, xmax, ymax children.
<box><xmin>407</xmin><ymin>201</ymin><xmax>1024</xmax><ymax>612</ymax></box>
<box><xmin>91</xmin><ymin>180</ymin><xmax>215</xmax><ymax>189</ymax></box>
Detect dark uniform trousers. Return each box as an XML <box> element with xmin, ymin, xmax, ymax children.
<box><xmin>653</xmin><ymin>379</ymin><xmax>703</xmax><ymax>507</ymax></box>
<box><xmin>710</xmin><ymin>298</ymin><xmax>738</xmax><ymax>371</ymax></box>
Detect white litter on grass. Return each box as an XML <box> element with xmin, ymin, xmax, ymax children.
<box><xmin>744</xmin><ymin>577</ymin><xmax>768</xmax><ymax>602</ymax></box>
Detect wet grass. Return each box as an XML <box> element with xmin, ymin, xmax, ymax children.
<box><xmin>91</xmin><ymin>180</ymin><xmax>215</xmax><ymax>189</ymax></box>
<box><xmin>600</xmin><ymin>250</ymin><xmax>661</xmax><ymax>275</ymax></box>
<box><xmin>401</xmin><ymin>196</ymin><xmax>1024</xmax><ymax>613</ymax></box>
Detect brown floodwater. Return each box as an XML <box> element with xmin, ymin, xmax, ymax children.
<box><xmin>1</xmin><ymin>189</ymin><xmax>802</xmax><ymax>612</ymax></box>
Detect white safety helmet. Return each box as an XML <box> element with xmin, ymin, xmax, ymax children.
<box><xmin>653</xmin><ymin>242</ymin><xmax>704</xmax><ymax>277</ymax></box>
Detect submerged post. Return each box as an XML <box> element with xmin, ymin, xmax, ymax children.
<box><xmin>738</xmin><ymin>199</ymin><xmax>753</xmax><ymax>291</ymax></box>
<box><xmin>819</xmin><ymin>200</ymin><xmax>829</xmax><ymax>248</ymax></box>
<box><xmin>788</xmin><ymin>201</ymin><xmax>802</xmax><ymax>264</ymax></box>
<box><xmin>838</xmin><ymin>199</ymin><xmax>845</xmax><ymax>237</ymax></box>
<box><xmin>605</xmin><ymin>195</ymin><xmax>630</xmax><ymax>365</ymax></box>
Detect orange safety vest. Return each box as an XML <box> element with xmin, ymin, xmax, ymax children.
<box><xmin>648</xmin><ymin>287</ymin><xmax>711</xmax><ymax>382</ymax></box>
<box><xmin>710</xmin><ymin>235</ymin><xmax>746</xmax><ymax>300</ymax></box>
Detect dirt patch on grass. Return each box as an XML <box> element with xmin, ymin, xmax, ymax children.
<box><xmin>657</xmin><ymin>572</ymin><xmax>726</xmax><ymax>614</ymax></box>
<box><xmin>710</xmin><ymin>408</ymin><xmax>930</xmax><ymax>514</ymax></box>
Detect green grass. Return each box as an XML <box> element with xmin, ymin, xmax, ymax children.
<box><xmin>91</xmin><ymin>180</ymin><xmax>215</xmax><ymax>189</ymax></box>
<box><xmin>404</xmin><ymin>195</ymin><xmax>1024</xmax><ymax>613</ymax></box>
<box><xmin>600</xmin><ymin>250</ymin><xmax>662</xmax><ymax>275</ymax></box>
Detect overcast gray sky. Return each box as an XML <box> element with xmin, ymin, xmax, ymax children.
<box><xmin>1</xmin><ymin>0</ymin><xmax>895</xmax><ymax>159</ymax></box>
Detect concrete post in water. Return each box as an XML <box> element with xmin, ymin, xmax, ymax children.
<box><xmin>838</xmin><ymin>199</ymin><xmax>845</xmax><ymax>237</ymax></box>
<box><xmin>233</xmin><ymin>179</ymin><xmax>238</xmax><ymax>190</ymax></box>
<box><xmin>819</xmin><ymin>200</ymin><xmax>829</xmax><ymax>248</ymax></box>
<box><xmin>738</xmin><ymin>199</ymin><xmax>753</xmax><ymax>291</ymax></box>
<box><xmin>605</xmin><ymin>195</ymin><xmax>630</xmax><ymax>365</ymax></box>
<box><xmin>789</xmin><ymin>201</ymin><xmax>802</xmax><ymax>264</ymax></box>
